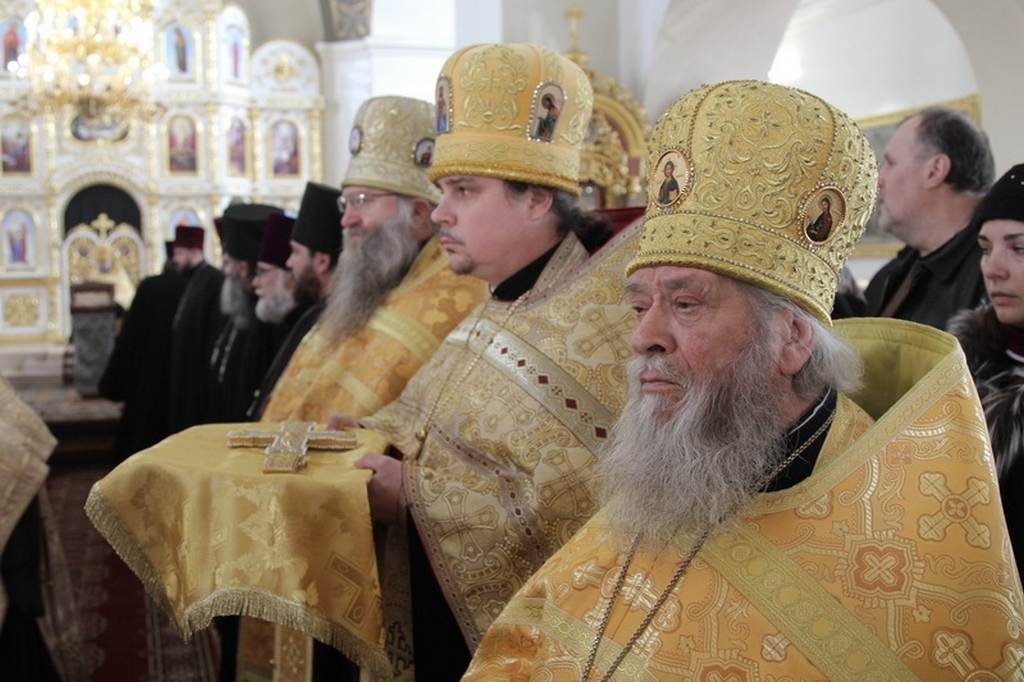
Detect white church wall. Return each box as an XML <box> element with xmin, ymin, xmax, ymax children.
<box><xmin>769</xmin><ymin>0</ymin><xmax>976</xmax><ymax>120</ymax></box>
<box><xmin>316</xmin><ymin>0</ymin><xmax>456</xmax><ymax>186</ymax></box>
<box><xmin>500</xmin><ymin>0</ymin><xmax>621</xmax><ymax>85</ymax></box>
<box><xmin>933</xmin><ymin>0</ymin><xmax>1024</xmax><ymax>174</ymax></box>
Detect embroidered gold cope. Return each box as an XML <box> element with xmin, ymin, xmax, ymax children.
<box><xmin>0</xmin><ymin>376</ymin><xmax>57</xmax><ymax>621</ymax></box>
<box><xmin>361</xmin><ymin>225</ymin><xmax>638</xmax><ymax>667</ymax></box>
<box><xmin>85</xmin><ymin>425</ymin><xmax>398</xmax><ymax>677</ymax></box>
<box><xmin>465</xmin><ymin>319</ymin><xmax>1024</xmax><ymax>680</ymax></box>
<box><xmin>261</xmin><ymin>236</ymin><xmax>488</xmax><ymax>422</ymax></box>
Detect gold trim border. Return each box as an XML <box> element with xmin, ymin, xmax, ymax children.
<box><xmin>703</xmin><ymin>522</ymin><xmax>914</xmax><ymax>680</ymax></box>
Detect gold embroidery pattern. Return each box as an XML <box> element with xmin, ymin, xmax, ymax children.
<box><xmin>917</xmin><ymin>472</ymin><xmax>992</xmax><ymax>548</ymax></box>
<box><xmin>705</xmin><ymin>523</ymin><xmax>914</xmax><ymax>679</ymax></box>
<box><xmin>465</xmin><ymin>319</ymin><xmax>1024</xmax><ymax>680</ymax></box>
<box><xmin>343</xmin><ymin>95</ymin><xmax>440</xmax><ymax>203</ymax></box>
<box><xmin>85</xmin><ymin>425</ymin><xmax>397</xmax><ymax>679</ymax></box>
<box><xmin>430</xmin><ymin>43</ymin><xmax>593</xmax><ymax>195</ymax></box>
<box><xmin>368</xmin><ymin>226</ymin><xmax>639</xmax><ymax>649</ymax></box>
<box><xmin>262</xmin><ymin>238</ymin><xmax>487</xmax><ymax>423</ymax></box>
<box><xmin>366</xmin><ymin>307</ymin><xmax>442</xmax><ymax>364</ymax></box>
<box><xmin>629</xmin><ymin>81</ymin><xmax>878</xmax><ymax>324</ymax></box>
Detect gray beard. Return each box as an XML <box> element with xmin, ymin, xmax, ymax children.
<box><xmin>600</xmin><ymin>342</ymin><xmax>786</xmax><ymax>545</ymax></box>
<box><xmin>220</xmin><ymin>274</ymin><xmax>254</xmax><ymax>330</ymax></box>
<box><xmin>319</xmin><ymin>213</ymin><xmax>421</xmax><ymax>343</ymax></box>
<box><xmin>255</xmin><ymin>275</ymin><xmax>297</xmax><ymax>324</ymax></box>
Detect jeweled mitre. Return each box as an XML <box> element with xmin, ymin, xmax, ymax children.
<box><xmin>428</xmin><ymin>42</ymin><xmax>594</xmax><ymax>195</ymax></box>
<box><xmin>344</xmin><ymin>95</ymin><xmax>440</xmax><ymax>203</ymax></box>
<box><xmin>628</xmin><ymin>80</ymin><xmax>878</xmax><ymax>323</ymax></box>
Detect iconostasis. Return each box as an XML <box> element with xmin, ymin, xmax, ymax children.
<box><xmin>0</xmin><ymin>1</ymin><xmax>323</xmax><ymax>344</ymax></box>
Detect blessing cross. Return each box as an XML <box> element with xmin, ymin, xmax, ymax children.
<box><xmin>226</xmin><ymin>421</ymin><xmax>359</xmax><ymax>473</ymax></box>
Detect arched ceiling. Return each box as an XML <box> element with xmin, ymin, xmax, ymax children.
<box><xmin>239</xmin><ymin>0</ymin><xmax>325</xmax><ymax>51</ymax></box>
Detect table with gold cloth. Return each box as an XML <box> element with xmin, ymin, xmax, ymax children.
<box><xmin>85</xmin><ymin>424</ymin><xmax>394</xmax><ymax>677</ymax></box>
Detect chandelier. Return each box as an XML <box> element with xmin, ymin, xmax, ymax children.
<box><xmin>9</xmin><ymin>0</ymin><xmax>164</xmax><ymax>121</ymax></box>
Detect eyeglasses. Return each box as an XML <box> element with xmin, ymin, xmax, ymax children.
<box><xmin>337</xmin><ymin>191</ymin><xmax>396</xmax><ymax>212</ymax></box>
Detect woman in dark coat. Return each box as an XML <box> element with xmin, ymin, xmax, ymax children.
<box><xmin>950</xmin><ymin>163</ymin><xmax>1024</xmax><ymax>580</ymax></box>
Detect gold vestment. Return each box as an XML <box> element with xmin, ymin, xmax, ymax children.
<box><xmin>0</xmin><ymin>377</ymin><xmax>56</xmax><ymax>620</ymax></box>
<box><xmin>364</xmin><ymin>226</ymin><xmax>638</xmax><ymax>660</ymax></box>
<box><xmin>86</xmin><ymin>424</ymin><xmax>399</xmax><ymax>677</ymax></box>
<box><xmin>0</xmin><ymin>377</ymin><xmax>83</xmax><ymax>679</ymax></box>
<box><xmin>466</xmin><ymin>319</ymin><xmax>1024</xmax><ymax>680</ymax></box>
<box><xmin>261</xmin><ymin>237</ymin><xmax>487</xmax><ymax>422</ymax></box>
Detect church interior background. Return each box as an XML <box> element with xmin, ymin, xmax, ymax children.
<box><xmin>1</xmin><ymin>0</ymin><xmax>1022</xmax><ymax>380</ymax></box>
<box><xmin>2</xmin><ymin>0</ymin><xmax>1023</xmax><ymax>678</ymax></box>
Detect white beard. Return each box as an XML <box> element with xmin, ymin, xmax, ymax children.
<box><xmin>255</xmin><ymin>273</ymin><xmax>297</xmax><ymax>324</ymax></box>
<box><xmin>219</xmin><ymin>274</ymin><xmax>253</xmax><ymax>330</ymax></box>
<box><xmin>600</xmin><ymin>344</ymin><xmax>787</xmax><ymax>545</ymax></box>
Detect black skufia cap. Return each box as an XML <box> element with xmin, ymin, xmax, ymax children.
<box><xmin>292</xmin><ymin>182</ymin><xmax>343</xmax><ymax>257</ymax></box>
<box><xmin>976</xmin><ymin>163</ymin><xmax>1024</xmax><ymax>226</ymax></box>
<box><xmin>222</xmin><ymin>203</ymin><xmax>280</xmax><ymax>265</ymax></box>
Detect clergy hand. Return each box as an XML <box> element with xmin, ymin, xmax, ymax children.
<box><xmin>355</xmin><ymin>453</ymin><xmax>404</xmax><ymax>526</ymax></box>
<box><xmin>327</xmin><ymin>413</ymin><xmax>361</xmax><ymax>430</ymax></box>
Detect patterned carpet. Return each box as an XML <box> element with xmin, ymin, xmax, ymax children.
<box><xmin>45</xmin><ymin>462</ymin><xmax>219</xmax><ymax>681</ymax></box>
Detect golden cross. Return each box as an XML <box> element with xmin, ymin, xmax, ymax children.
<box><xmin>226</xmin><ymin>421</ymin><xmax>359</xmax><ymax>473</ymax></box>
<box><xmin>91</xmin><ymin>213</ymin><xmax>116</xmax><ymax>240</ymax></box>
<box><xmin>565</xmin><ymin>5</ymin><xmax>588</xmax><ymax>66</ymax></box>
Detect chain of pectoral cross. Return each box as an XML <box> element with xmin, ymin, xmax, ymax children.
<box><xmin>581</xmin><ymin>411</ymin><xmax>835</xmax><ymax>681</ymax></box>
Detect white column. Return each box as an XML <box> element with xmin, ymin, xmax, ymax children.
<box><xmin>315</xmin><ymin>40</ymin><xmax>374</xmax><ymax>187</ymax></box>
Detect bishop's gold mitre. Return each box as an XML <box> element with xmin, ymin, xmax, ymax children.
<box><xmin>627</xmin><ymin>80</ymin><xmax>878</xmax><ymax>323</ymax></box>
<box><xmin>428</xmin><ymin>42</ymin><xmax>594</xmax><ymax>195</ymax></box>
<box><xmin>344</xmin><ymin>95</ymin><xmax>440</xmax><ymax>203</ymax></box>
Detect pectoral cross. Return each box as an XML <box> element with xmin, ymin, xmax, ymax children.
<box><xmin>226</xmin><ymin>422</ymin><xmax>359</xmax><ymax>473</ymax></box>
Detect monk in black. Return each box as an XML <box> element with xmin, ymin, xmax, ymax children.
<box><xmin>99</xmin><ymin>245</ymin><xmax>186</xmax><ymax>458</ymax></box>
<box><xmin>167</xmin><ymin>225</ymin><xmax>226</xmax><ymax>432</ymax></box>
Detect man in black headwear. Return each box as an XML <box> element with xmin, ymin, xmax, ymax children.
<box><xmin>207</xmin><ymin>203</ymin><xmax>282</xmax><ymax>423</ymax></box>
<box><xmin>167</xmin><ymin>225</ymin><xmax>225</xmax><ymax>432</ymax></box>
<box><xmin>100</xmin><ymin>241</ymin><xmax>187</xmax><ymax>458</ymax></box>
<box><xmin>247</xmin><ymin>182</ymin><xmax>342</xmax><ymax>419</ymax></box>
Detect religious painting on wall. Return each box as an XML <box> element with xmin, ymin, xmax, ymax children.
<box><xmin>224</xmin><ymin>25</ymin><xmax>246</xmax><ymax>83</ymax></box>
<box><xmin>270</xmin><ymin>120</ymin><xmax>299</xmax><ymax>176</ymax></box>
<box><xmin>2</xmin><ymin>210</ymin><xmax>34</xmax><ymax>269</ymax></box>
<box><xmin>71</xmin><ymin>112</ymin><xmax>129</xmax><ymax>143</ymax></box>
<box><xmin>530</xmin><ymin>83</ymin><xmax>564</xmax><ymax>143</ymax></box>
<box><xmin>168</xmin><ymin>115</ymin><xmax>198</xmax><ymax>173</ymax></box>
<box><xmin>165</xmin><ymin>22</ymin><xmax>195</xmax><ymax>80</ymax></box>
<box><xmin>1</xmin><ymin>119</ymin><xmax>30</xmax><ymax>173</ymax></box>
<box><xmin>227</xmin><ymin>117</ymin><xmax>247</xmax><ymax>176</ymax></box>
<box><xmin>169</xmin><ymin>208</ymin><xmax>200</xmax><ymax>237</ymax></box>
<box><xmin>1</xmin><ymin>17</ymin><xmax>26</xmax><ymax>73</ymax></box>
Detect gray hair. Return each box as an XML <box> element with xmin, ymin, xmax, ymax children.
<box><xmin>910</xmin><ymin>107</ymin><xmax>994</xmax><ymax>194</ymax></box>
<box><xmin>738</xmin><ymin>282</ymin><xmax>863</xmax><ymax>399</ymax></box>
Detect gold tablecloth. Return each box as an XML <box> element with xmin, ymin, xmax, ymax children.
<box><xmin>85</xmin><ymin>424</ymin><xmax>392</xmax><ymax>677</ymax></box>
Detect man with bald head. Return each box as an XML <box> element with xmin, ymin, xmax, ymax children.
<box><xmin>466</xmin><ymin>81</ymin><xmax>1024</xmax><ymax>680</ymax></box>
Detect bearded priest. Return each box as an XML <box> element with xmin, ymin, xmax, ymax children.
<box><xmin>465</xmin><ymin>81</ymin><xmax>1024</xmax><ymax>680</ymax></box>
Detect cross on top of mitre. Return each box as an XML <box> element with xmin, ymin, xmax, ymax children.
<box><xmin>226</xmin><ymin>421</ymin><xmax>359</xmax><ymax>473</ymax></box>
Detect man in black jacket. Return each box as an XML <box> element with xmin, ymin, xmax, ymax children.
<box><xmin>864</xmin><ymin>106</ymin><xmax>995</xmax><ymax>329</ymax></box>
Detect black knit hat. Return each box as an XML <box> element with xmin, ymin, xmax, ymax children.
<box><xmin>977</xmin><ymin>164</ymin><xmax>1024</xmax><ymax>226</ymax></box>
<box><xmin>222</xmin><ymin>203</ymin><xmax>280</xmax><ymax>265</ymax></box>
<box><xmin>292</xmin><ymin>182</ymin><xmax>343</xmax><ymax>257</ymax></box>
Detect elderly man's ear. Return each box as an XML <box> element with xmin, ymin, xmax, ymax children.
<box><xmin>776</xmin><ymin>309</ymin><xmax>814</xmax><ymax>378</ymax></box>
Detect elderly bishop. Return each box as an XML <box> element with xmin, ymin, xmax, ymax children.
<box><xmin>466</xmin><ymin>81</ymin><xmax>1024</xmax><ymax>680</ymax></box>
